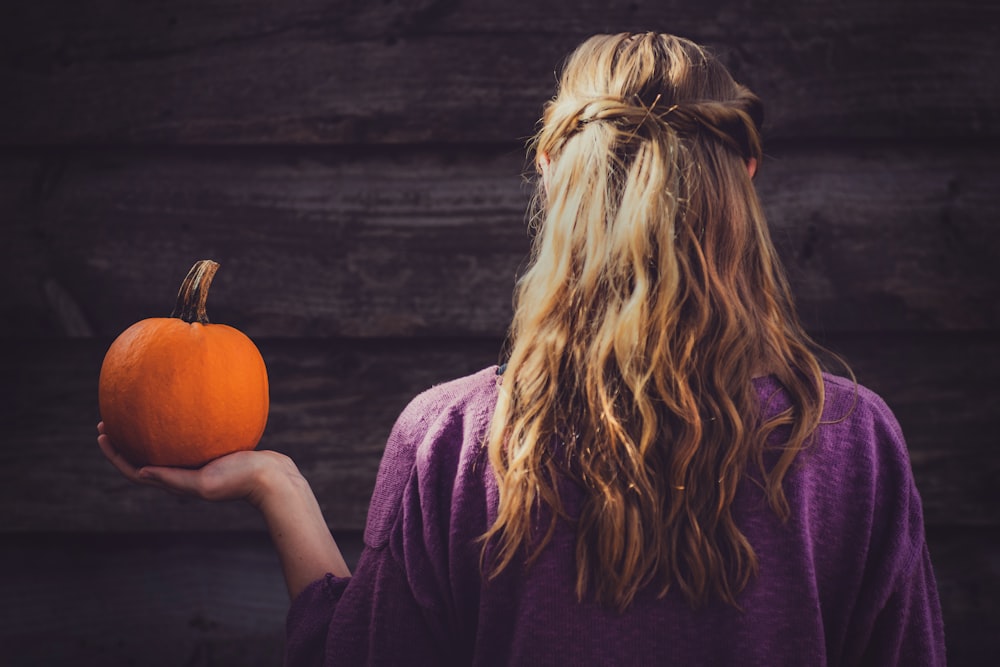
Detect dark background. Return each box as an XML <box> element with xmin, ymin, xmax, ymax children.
<box><xmin>2</xmin><ymin>1</ymin><xmax>998</xmax><ymax>665</ymax></box>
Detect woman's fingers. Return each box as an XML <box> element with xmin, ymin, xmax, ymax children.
<box><xmin>97</xmin><ymin>425</ymin><xmax>188</xmax><ymax>495</ymax></box>
<box><xmin>95</xmin><ymin>421</ymin><xmax>267</xmax><ymax>502</ymax></box>
<box><xmin>97</xmin><ymin>430</ymin><xmax>143</xmax><ymax>483</ymax></box>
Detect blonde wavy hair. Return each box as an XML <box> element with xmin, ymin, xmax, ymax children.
<box><xmin>483</xmin><ymin>32</ymin><xmax>841</xmax><ymax>610</ymax></box>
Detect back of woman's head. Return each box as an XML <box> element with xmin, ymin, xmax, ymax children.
<box><xmin>484</xmin><ymin>32</ymin><xmax>831</xmax><ymax>611</ymax></box>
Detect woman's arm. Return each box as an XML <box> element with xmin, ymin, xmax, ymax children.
<box><xmin>97</xmin><ymin>422</ymin><xmax>350</xmax><ymax>598</ymax></box>
<box><xmin>252</xmin><ymin>455</ymin><xmax>352</xmax><ymax>596</ymax></box>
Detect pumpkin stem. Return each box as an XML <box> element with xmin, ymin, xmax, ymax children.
<box><xmin>170</xmin><ymin>260</ymin><xmax>220</xmax><ymax>324</ymax></box>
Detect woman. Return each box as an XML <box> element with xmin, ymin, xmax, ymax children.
<box><xmin>99</xmin><ymin>32</ymin><xmax>945</xmax><ymax>665</ymax></box>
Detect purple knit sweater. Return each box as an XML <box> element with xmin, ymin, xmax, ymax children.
<box><xmin>286</xmin><ymin>367</ymin><xmax>945</xmax><ymax>666</ymax></box>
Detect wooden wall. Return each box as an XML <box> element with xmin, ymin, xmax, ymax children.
<box><xmin>2</xmin><ymin>1</ymin><xmax>998</xmax><ymax>664</ymax></box>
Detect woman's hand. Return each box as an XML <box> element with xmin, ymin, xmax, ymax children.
<box><xmin>96</xmin><ymin>421</ymin><xmax>298</xmax><ymax>508</ymax></box>
<box><xmin>96</xmin><ymin>421</ymin><xmax>351</xmax><ymax>594</ymax></box>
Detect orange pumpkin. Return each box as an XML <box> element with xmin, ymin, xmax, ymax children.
<box><xmin>98</xmin><ymin>260</ymin><xmax>269</xmax><ymax>467</ymax></box>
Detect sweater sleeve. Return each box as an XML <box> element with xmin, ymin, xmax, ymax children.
<box><xmin>285</xmin><ymin>573</ymin><xmax>348</xmax><ymax>666</ymax></box>
<box><xmin>284</xmin><ymin>541</ymin><xmax>449</xmax><ymax>666</ymax></box>
<box><xmin>283</xmin><ymin>368</ymin><xmax>497</xmax><ymax>666</ymax></box>
<box><xmin>838</xmin><ymin>386</ymin><xmax>947</xmax><ymax>666</ymax></box>
<box><xmin>282</xmin><ymin>398</ymin><xmax>439</xmax><ymax>666</ymax></box>
<box><xmin>860</xmin><ymin>540</ymin><xmax>946</xmax><ymax>666</ymax></box>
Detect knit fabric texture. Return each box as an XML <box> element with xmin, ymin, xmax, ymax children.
<box><xmin>285</xmin><ymin>367</ymin><xmax>946</xmax><ymax>666</ymax></box>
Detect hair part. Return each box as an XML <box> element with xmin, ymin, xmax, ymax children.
<box><xmin>482</xmin><ymin>32</ymin><xmax>846</xmax><ymax>611</ymax></box>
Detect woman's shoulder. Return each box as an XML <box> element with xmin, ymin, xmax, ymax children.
<box><xmin>393</xmin><ymin>365</ymin><xmax>501</xmax><ymax>436</ymax></box>
<box><xmin>763</xmin><ymin>371</ymin><xmax>923</xmax><ymax>549</ymax></box>
<box><xmin>754</xmin><ymin>371</ymin><xmax>903</xmax><ymax>445</ymax></box>
<box><xmin>821</xmin><ymin>372</ymin><xmax>898</xmax><ymax>422</ymax></box>
<box><xmin>817</xmin><ymin>372</ymin><xmax>907</xmax><ymax>455</ymax></box>
<box><xmin>364</xmin><ymin>366</ymin><xmax>500</xmax><ymax>548</ymax></box>
<box><xmin>754</xmin><ymin>371</ymin><xmax>915</xmax><ymax>511</ymax></box>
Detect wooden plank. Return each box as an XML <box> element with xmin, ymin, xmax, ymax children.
<box><xmin>0</xmin><ymin>337</ymin><xmax>503</xmax><ymax>532</ymax></box>
<box><xmin>0</xmin><ymin>531</ymin><xmax>363</xmax><ymax>667</ymax></box>
<box><xmin>0</xmin><ymin>334</ymin><xmax>996</xmax><ymax>533</ymax></box>
<box><xmin>1</xmin><ymin>1</ymin><xmax>998</xmax><ymax>144</ymax></box>
<box><xmin>2</xmin><ymin>146</ymin><xmax>998</xmax><ymax>337</ymax></box>
<box><xmin>761</xmin><ymin>147</ymin><xmax>1000</xmax><ymax>333</ymax></box>
<box><xmin>0</xmin><ymin>149</ymin><xmax>530</xmax><ymax>338</ymax></box>
<box><xmin>0</xmin><ymin>527</ymin><xmax>994</xmax><ymax>666</ymax></box>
